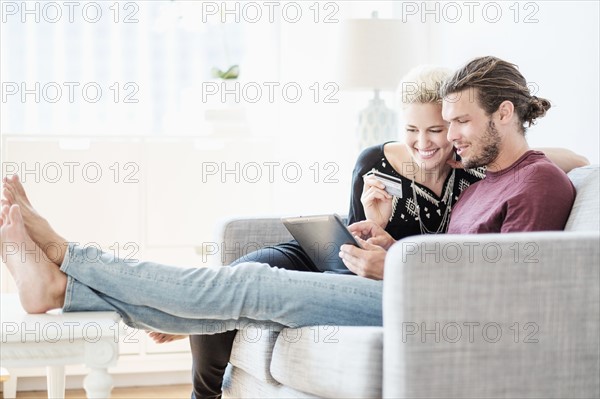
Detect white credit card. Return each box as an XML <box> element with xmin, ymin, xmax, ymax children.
<box><xmin>366</xmin><ymin>170</ymin><xmax>403</xmax><ymax>198</ymax></box>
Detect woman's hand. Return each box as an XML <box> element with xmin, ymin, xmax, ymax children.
<box><xmin>446</xmin><ymin>157</ymin><xmax>465</xmax><ymax>169</ymax></box>
<box><xmin>535</xmin><ymin>147</ymin><xmax>590</xmax><ymax>173</ymax></box>
<box><xmin>147</xmin><ymin>331</ymin><xmax>188</xmax><ymax>344</ymax></box>
<box><xmin>361</xmin><ymin>175</ymin><xmax>394</xmax><ymax>228</ymax></box>
<box><xmin>340</xmin><ymin>236</ymin><xmax>387</xmax><ymax>280</ymax></box>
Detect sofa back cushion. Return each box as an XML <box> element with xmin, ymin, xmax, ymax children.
<box><xmin>219</xmin><ymin>218</ymin><xmax>293</xmax><ymax>265</ymax></box>
<box><xmin>565</xmin><ymin>165</ymin><xmax>600</xmax><ymax>231</ymax></box>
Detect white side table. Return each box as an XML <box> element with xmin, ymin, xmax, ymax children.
<box><xmin>1</xmin><ymin>294</ymin><xmax>121</xmax><ymax>399</ymax></box>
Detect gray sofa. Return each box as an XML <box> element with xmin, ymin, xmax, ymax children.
<box><xmin>220</xmin><ymin>165</ymin><xmax>599</xmax><ymax>398</ymax></box>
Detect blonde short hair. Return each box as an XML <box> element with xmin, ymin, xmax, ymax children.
<box><xmin>398</xmin><ymin>65</ymin><xmax>452</xmax><ymax>106</ymax></box>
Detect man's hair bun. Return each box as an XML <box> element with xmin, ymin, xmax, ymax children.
<box><xmin>524</xmin><ymin>95</ymin><xmax>551</xmax><ymax>126</ymax></box>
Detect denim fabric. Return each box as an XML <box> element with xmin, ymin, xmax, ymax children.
<box><xmin>60</xmin><ymin>244</ymin><xmax>383</xmax><ymax>334</ymax></box>
<box><xmin>191</xmin><ymin>241</ymin><xmax>321</xmax><ymax>399</ymax></box>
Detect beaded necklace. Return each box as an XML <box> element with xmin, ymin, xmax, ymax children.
<box><xmin>410</xmin><ymin>167</ymin><xmax>456</xmax><ymax>234</ymax></box>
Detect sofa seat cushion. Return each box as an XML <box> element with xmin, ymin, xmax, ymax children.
<box><xmin>229</xmin><ymin>326</ymin><xmax>281</xmax><ymax>383</ymax></box>
<box><xmin>270</xmin><ymin>326</ymin><xmax>383</xmax><ymax>398</ymax></box>
<box><xmin>566</xmin><ymin>165</ymin><xmax>599</xmax><ymax>231</ymax></box>
<box><xmin>223</xmin><ymin>366</ymin><xmax>318</xmax><ymax>398</ymax></box>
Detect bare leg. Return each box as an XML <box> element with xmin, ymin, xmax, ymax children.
<box><xmin>0</xmin><ymin>204</ymin><xmax>67</xmax><ymax>313</ymax></box>
<box><xmin>2</xmin><ymin>175</ymin><xmax>69</xmax><ymax>265</ymax></box>
<box><xmin>1</xmin><ymin>177</ymin><xmax>184</xmax><ymax>339</ymax></box>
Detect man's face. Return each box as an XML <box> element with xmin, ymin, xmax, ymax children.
<box><xmin>442</xmin><ymin>89</ymin><xmax>501</xmax><ymax>169</ymax></box>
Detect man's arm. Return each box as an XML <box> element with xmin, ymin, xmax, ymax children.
<box><xmin>339</xmin><ymin>238</ymin><xmax>387</xmax><ymax>280</ymax></box>
<box><xmin>339</xmin><ymin>220</ymin><xmax>397</xmax><ymax>280</ymax></box>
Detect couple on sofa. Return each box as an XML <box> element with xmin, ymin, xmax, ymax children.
<box><xmin>0</xmin><ymin>55</ymin><xmax>588</xmax><ymax>399</ymax></box>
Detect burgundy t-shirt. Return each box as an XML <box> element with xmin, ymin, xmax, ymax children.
<box><xmin>448</xmin><ymin>151</ymin><xmax>575</xmax><ymax>234</ymax></box>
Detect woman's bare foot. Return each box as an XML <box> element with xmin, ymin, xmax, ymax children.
<box><xmin>2</xmin><ymin>175</ymin><xmax>69</xmax><ymax>265</ymax></box>
<box><xmin>0</xmin><ymin>204</ymin><xmax>67</xmax><ymax>313</ymax></box>
<box><xmin>147</xmin><ymin>332</ymin><xmax>188</xmax><ymax>344</ymax></box>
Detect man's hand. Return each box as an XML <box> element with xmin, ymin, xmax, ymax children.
<box><xmin>340</xmin><ymin>236</ymin><xmax>387</xmax><ymax>280</ymax></box>
<box><xmin>348</xmin><ymin>220</ymin><xmax>396</xmax><ymax>250</ymax></box>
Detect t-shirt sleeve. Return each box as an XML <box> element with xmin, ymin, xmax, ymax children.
<box><xmin>500</xmin><ymin>163</ymin><xmax>576</xmax><ymax>233</ymax></box>
<box><xmin>346</xmin><ymin>145</ymin><xmax>381</xmax><ymax>225</ymax></box>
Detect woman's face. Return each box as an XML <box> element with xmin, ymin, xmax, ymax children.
<box><xmin>402</xmin><ymin>102</ymin><xmax>455</xmax><ymax>171</ymax></box>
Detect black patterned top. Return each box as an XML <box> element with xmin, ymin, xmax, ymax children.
<box><xmin>347</xmin><ymin>142</ymin><xmax>486</xmax><ymax>240</ymax></box>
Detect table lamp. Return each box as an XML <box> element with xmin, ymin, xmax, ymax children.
<box><xmin>339</xmin><ymin>12</ymin><xmax>408</xmax><ymax>150</ymax></box>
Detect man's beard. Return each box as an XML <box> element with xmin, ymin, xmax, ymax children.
<box><xmin>462</xmin><ymin>119</ymin><xmax>501</xmax><ymax>169</ymax></box>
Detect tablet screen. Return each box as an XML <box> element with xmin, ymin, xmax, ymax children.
<box><xmin>281</xmin><ymin>214</ymin><xmax>361</xmax><ymax>273</ymax></box>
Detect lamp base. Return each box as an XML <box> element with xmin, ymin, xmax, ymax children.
<box><xmin>357</xmin><ymin>91</ymin><xmax>398</xmax><ymax>150</ymax></box>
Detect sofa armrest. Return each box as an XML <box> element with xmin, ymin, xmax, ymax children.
<box><xmin>383</xmin><ymin>231</ymin><xmax>600</xmax><ymax>399</ymax></box>
<box><xmin>217</xmin><ymin>217</ymin><xmax>294</xmax><ymax>266</ymax></box>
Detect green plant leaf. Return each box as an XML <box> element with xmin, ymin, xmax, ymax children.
<box><xmin>211</xmin><ymin>65</ymin><xmax>240</xmax><ymax>80</ymax></box>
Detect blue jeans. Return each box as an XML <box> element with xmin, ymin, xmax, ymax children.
<box><xmin>60</xmin><ymin>244</ymin><xmax>383</xmax><ymax>333</ymax></box>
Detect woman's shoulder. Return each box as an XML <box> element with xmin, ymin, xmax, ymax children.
<box><xmin>354</xmin><ymin>142</ymin><xmax>410</xmax><ymax>174</ymax></box>
<box><xmin>353</xmin><ymin>143</ymin><xmax>385</xmax><ymax>173</ymax></box>
<box><xmin>356</xmin><ymin>143</ymin><xmax>384</xmax><ymax>162</ymax></box>
<box><xmin>382</xmin><ymin>142</ymin><xmax>412</xmax><ymax>171</ymax></box>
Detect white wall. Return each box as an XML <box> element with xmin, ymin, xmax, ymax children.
<box><xmin>0</xmin><ymin>2</ymin><xmax>596</xmax><ymax>262</ymax></box>
<box><xmin>396</xmin><ymin>0</ymin><xmax>599</xmax><ymax>163</ymax></box>
<box><xmin>264</xmin><ymin>0</ymin><xmax>599</xmax><ymax>186</ymax></box>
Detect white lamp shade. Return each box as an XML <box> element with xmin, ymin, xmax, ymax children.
<box><xmin>338</xmin><ymin>18</ymin><xmax>408</xmax><ymax>91</ymax></box>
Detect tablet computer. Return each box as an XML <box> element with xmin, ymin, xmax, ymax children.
<box><xmin>281</xmin><ymin>214</ymin><xmax>363</xmax><ymax>273</ymax></box>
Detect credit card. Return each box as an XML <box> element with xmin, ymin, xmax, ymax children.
<box><xmin>366</xmin><ymin>170</ymin><xmax>403</xmax><ymax>198</ymax></box>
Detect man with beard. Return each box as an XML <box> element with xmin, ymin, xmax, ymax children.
<box><xmin>340</xmin><ymin>56</ymin><xmax>576</xmax><ymax>275</ymax></box>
